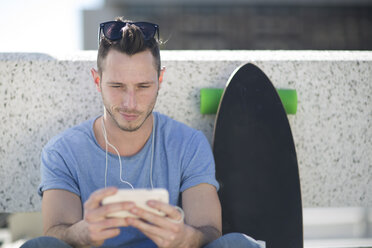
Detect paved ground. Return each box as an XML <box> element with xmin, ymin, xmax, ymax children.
<box><xmin>1</xmin><ymin>208</ymin><xmax>371</xmax><ymax>247</ymax></box>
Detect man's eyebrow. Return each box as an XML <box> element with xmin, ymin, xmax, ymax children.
<box><xmin>106</xmin><ymin>81</ymin><xmax>155</xmax><ymax>85</ymax></box>
<box><xmin>137</xmin><ymin>81</ymin><xmax>155</xmax><ymax>85</ymax></box>
<box><xmin>137</xmin><ymin>81</ymin><xmax>155</xmax><ymax>84</ymax></box>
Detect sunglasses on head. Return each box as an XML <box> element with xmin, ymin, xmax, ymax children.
<box><xmin>99</xmin><ymin>21</ymin><xmax>159</xmax><ymax>45</ymax></box>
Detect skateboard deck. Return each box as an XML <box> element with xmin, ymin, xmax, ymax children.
<box><xmin>212</xmin><ymin>63</ymin><xmax>303</xmax><ymax>247</ymax></box>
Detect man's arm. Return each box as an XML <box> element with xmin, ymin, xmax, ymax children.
<box><xmin>42</xmin><ymin>188</ymin><xmax>134</xmax><ymax>248</ymax></box>
<box><xmin>182</xmin><ymin>183</ymin><xmax>222</xmax><ymax>246</ymax></box>
<box><xmin>42</xmin><ymin>189</ymin><xmax>84</xmax><ymax>246</ymax></box>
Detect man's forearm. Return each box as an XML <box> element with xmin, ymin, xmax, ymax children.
<box><xmin>45</xmin><ymin>220</ymin><xmax>88</xmax><ymax>248</ymax></box>
<box><xmin>191</xmin><ymin>225</ymin><xmax>222</xmax><ymax>247</ymax></box>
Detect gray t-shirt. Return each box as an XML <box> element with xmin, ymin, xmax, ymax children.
<box><xmin>38</xmin><ymin>112</ymin><xmax>219</xmax><ymax>247</ymax></box>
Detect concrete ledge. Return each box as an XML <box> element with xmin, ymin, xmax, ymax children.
<box><xmin>304</xmin><ymin>239</ymin><xmax>372</xmax><ymax>248</ymax></box>
<box><xmin>0</xmin><ymin>51</ymin><xmax>371</xmax><ymax>212</ymax></box>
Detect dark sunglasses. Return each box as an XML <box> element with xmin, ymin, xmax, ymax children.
<box><xmin>99</xmin><ymin>21</ymin><xmax>159</xmax><ymax>44</ymax></box>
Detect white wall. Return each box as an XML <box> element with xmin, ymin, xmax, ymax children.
<box><xmin>0</xmin><ymin>51</ymin><xmax>371</xmax><ymax>212</ymax></box>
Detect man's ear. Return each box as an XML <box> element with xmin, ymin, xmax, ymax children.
<box><xmin>158</xmin><ymin>67</ymin><xmax>166</xmax><ymax>88</ymax></box>
<box><xmin>91</xmin><ymin>68</ymin><xmax>101</xmax><ymax>92</ymax></box>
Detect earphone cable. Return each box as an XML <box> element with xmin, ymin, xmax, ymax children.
<box><xmin>101</xmin><ymin>117</ymin><xmax>134</xmax><ymax>189</ymax></box>
<box><xmin>101</xmin><ymin>115</ymin><xmax>155</xmax><ymax>189</ymax></box>
<box><xmin>150</xmin><ymin>116</ymin><xmax>155</xmax><ymax>189</ymax></box>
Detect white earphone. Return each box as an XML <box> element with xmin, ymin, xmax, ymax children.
<box><xmin>101</xmin><ymin>115</ymin><xmax>155</xmax><ymax>189</ymax></box>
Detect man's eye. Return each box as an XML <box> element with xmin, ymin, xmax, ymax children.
<box><xmin>139</xmin><ymin>85</ymin><xmax>150</xmax><ymax>88</ymax></box>
<box><xmin>111</xmin><ymin>85</ymin><xmax>121</xmax><ymax>88</ymax></box>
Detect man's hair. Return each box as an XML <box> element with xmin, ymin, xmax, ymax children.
<box><xmin>97</xmin><ymin>17</ymin><xmax>161</xmax><ymax>77</ymax></box>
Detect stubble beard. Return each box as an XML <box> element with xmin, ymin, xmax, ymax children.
<box><xmin>103</xmin><ymin>91</ymin><xmax>158</xmax><ymax>132</ymax></box>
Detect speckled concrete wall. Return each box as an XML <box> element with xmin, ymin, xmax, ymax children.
<box><xmin>0</xmin><ymin>51</ymin><xmax>371</xmax><ymax>212</ymax></box>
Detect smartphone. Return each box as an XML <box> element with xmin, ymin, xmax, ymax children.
<box><xmin>101</xmin><ymin>188</ymin><xmax>169</xmax><ymax>218</ymax></box>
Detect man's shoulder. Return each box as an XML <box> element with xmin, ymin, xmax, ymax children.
<box><xmin>155</xmin><ymin>112</ymin><xmax>204</xmax><ymax>141</ymax></box>
<box><xmin>44</xmin><ymin>116</ymin><xmax>98</xmax><ymax>150</ymax></box>
<box><xmin>156</xmin><ymin>112</ymin><xmax>197</xmax><ymax>132</ymax></box>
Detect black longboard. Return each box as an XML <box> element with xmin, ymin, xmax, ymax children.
<box><xmin>213</xmin><ymin>63</ymin><xmax>303</xmax><ymax>247</ymax></box>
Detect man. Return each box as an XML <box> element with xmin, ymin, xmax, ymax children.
<box><xmin>22</xmin><ymin>17</ymin><xmax>261</xmax><ymax>248</ymax></box>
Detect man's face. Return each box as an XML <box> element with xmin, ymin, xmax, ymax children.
<box><xmin>99</xmin><ymin>49</ymin><xmax>160</xmax><ymax>132</ymax></box>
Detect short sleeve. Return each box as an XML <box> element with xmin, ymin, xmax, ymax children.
<box><xmin>180</xmin><ymin>131</ymin><xmax>219</xmax><ymax>192</ymax></box>
<box><xmin>38</xmin><ymin>148</ymin><xmax>80</xmax><ymax>197</ymax></box>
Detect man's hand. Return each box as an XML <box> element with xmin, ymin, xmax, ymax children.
<box><xmin>125</xmin><ymin>200</ymin><xmax>203</xmax><ymax>248</ymax></box>
<box><xmin>43</xmin><ymin>187</ymin><xmax>136</xmax><ymax>247</ymax></box>
<box><xmin>79</xmin><ymin>187</ymin><xmax>135</xmax><ymax>247</ymax></box>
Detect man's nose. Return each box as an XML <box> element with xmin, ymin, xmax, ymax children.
<box><xmin>123</xmin><ymin>90</ymin><xmax>137</xmax><ymax>109</ymax></box>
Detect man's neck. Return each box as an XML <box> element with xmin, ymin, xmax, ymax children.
<box><xmin>94</xmin><ymin>113</ymin><xmax>154</xmax><ymax>157</ymax></box>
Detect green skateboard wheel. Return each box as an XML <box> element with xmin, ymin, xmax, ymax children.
<box><xmin>200</xmin><ymin>88</ymin><xmax>224</xmax><ymax>114</ymax></box>
<box><xmin>200</xmin><ymin>88</ymin><xmax>297</xmax><ymax>115</ymax></box>
<box><xmin>276</xmin><ymin>88</ymin><xmax>297</xmax><ymax>115</ymax></box>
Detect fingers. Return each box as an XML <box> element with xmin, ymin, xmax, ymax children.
<box><xmin>126</xmin><ymin>217</ymin><xmax>181</xmax><ymax>248</ymax></box>
<box><xmin>84</xmin><ymin>187</ymin><xmax>136</xmax><ymax>223</ymax></box>
<box><xmin>147</xmin><ymin>200</ymin><xmax>183</xmax><ymax>223</ymax></box>
<box><xmin>88</xmin><ymin>218</ymin><xmax>128</xmax><ymax>233</ymax></box>
<box><xmin>88</xmin><ymin>227</ymin><xmax>121</xmax><ymax>244</ymax></box>
<box><xmin>84</xmin><ymin>187</ymin><xmax>118</xmax><ymax>210</ymax></box>
<box><xmin>126</xmin><ymin>217</ymin><xmax>177</xmax><ymax>239</ymax></box>
<box><xmin>142</xmin><ymin>227</ymin><xmax>180</xmax><ymax>247</ymax></box>
<box><xmin>127</xmin><ymin>206</ymin><xmax>180</xmax><ymax>232</ymax></box>
<box><xmin>142</xmin><ymin>230</ymin><xmax>175</xmax><ymax>248</ymax></box>
<box><xmin>81</xmin><ymin>187</ymin><xmax>138</xmax><ymax>247</ymax></box>
<box><xmin>125</xmin><ymin>202</ymin><xmax>188</xmax><ymax>247</ymax></box>
<box><xmin>85</xmin><ymin>201</ymin><xmax>135</xmax><ymax>222</ymax></box>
